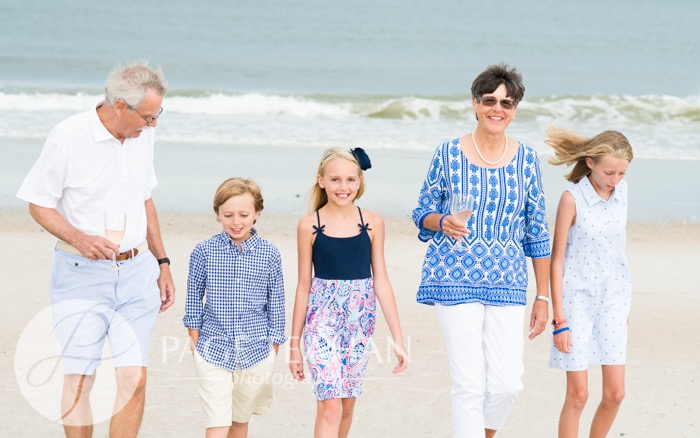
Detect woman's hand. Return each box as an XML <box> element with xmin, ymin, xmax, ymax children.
<box><xmin>440</xmin><ymin>214</ymin><xmax>470</xmax><ymax>238</ymax></box>
<box><xmin>289</xmin><ymin>347</ymin><xmax>305</xmax><ymax>381</ymax></box>
<box><xmin>553</xmin><ymin>325</ymin><xmax>571</xmax><ymax>353</ymax></box>
<box><xmin>528</xmin><ymin>299</ymin><xmax>549</xmax><ymax>340</ymax></box>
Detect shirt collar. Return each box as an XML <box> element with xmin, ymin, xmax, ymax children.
<box><xmin>579</xmin><ymin>176</ymin><xmax>622</xmax><ymax>205</ymax></box>
<box><xmin>91</xmin><ymin>102</ymin><xmax>117</xmax><ymax>143</ymax></box>
<box><xmin>216</xmin><ymin>229</ymin><xmax>261</xmax><ymax>252</ymax></box>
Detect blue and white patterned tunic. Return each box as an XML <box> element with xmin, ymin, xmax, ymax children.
<box><xmin>412</xmin><ymin>138</ymin><xmax>550</xmax><ymax>306</ymax></box>
<box><xmin>184</xmin><ymin>229</ymin><xmax>287</xmax><ymax>371</ymax></box>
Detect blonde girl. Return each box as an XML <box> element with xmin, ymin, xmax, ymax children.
<box><xmin>546</xmin><ymin>128</ymin><xmax>633</xmax><ymax>438</ymax></box>
<box><xmin>288</xmin><ymin>147</ymin><xmax>408</xmax><ymax>437</ymax></box>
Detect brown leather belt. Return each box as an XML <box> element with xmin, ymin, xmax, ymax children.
<box><xmin>56</xmin><ymin>241</ymin><xmax>149</xmax><ymax>261</ymax></box>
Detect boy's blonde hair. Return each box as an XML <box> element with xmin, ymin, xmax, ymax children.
<box><xmin>213</xmin><ymin>177</ymin><xmax>264</xmax><ymax>215</ymax></box>
<box><xmin>310</xmin><ymin>147</ymin><xmax>365</xmax><ymax>212</ymax></box>
<box><xmin>545</xmin><ymin>127</ymin><xmax>634</xmax><ymax>183</ymax></box>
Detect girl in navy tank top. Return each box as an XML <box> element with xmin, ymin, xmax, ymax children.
<box><xmin>289</xmin><ymin>147</ymin><xmax>408</xmax><ymax>436</ymax></box>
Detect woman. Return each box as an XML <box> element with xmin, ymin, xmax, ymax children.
<box><xmin>412</xmin><ymin>64</ymin><xmax>551</xmax><ymax>438</ymax></box>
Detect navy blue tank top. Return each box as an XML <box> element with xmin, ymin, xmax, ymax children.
<box><xmin>312</xmin><ymin>207</ymin><xmax>372</xmax><ymax>280</ymax></box>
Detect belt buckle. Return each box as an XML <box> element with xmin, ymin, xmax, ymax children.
<box><xmin>115</xmin><ymin>248</ymin><xmax>138</xmax><ymax>261</ymax></box>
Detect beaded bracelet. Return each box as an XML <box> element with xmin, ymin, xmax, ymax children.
<box><xmin>439</xmin><ymin>214</ymin><xmax>451</xmax><ymax>232</ymax></box>
<box><xmin>553</xmin><ymin>327</ymin><xmax>570</xmax><ymax>335</ymax></box>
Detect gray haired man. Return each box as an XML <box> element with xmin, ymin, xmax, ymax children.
<box><xmin>17</xmin><ymin>61</ymin><xmax>175</xmax><ymax>437</ymax></box>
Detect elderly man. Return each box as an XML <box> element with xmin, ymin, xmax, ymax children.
<box><xmin>17</xmin><ymin>61</ymin><xmax>175</xmax><ymax>437</ymax></box>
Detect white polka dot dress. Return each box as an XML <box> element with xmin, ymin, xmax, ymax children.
<box><xmin>550</xmin><ymin>177</ymin><xmax>631</xmax><ymax>371</ymax></box>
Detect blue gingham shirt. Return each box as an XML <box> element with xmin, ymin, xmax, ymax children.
<box><xmin>184</xmin><ymin>229</ymin><xmax>287</xmax><ymax>370</ymax></box>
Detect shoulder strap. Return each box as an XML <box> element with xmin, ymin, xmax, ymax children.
<box><xmin>312</xmin><ymin>210</ymin><xmax>326</xmax><ymax>235</ymax></box>
<box><xmin>357</xmin><ymin>206</ymin><xmax>365</xmax><ymax>225</ymax></box>
<box><xmin>356</xmin><ymin>206</ymin><xmax>372</xmax><ymax>232</ymax></box>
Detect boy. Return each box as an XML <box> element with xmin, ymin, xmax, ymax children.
<box><xmin>184</xmin><ymin>177</ymin><xmax>286</xmax><ymax>438</ymax></box>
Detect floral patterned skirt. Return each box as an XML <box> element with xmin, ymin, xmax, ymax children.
<box><xmin>303</xmin><ymin>277</ymin><xmax>376</xmax><ymax>401</ymax></box>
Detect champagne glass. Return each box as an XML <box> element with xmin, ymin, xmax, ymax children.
<box><xmin>450</xmin><ymin>193</ymin><xmax>475</xmax><ymax>247</ymax></box>
<box><xmin>105</xmin><ymin>213</ymin><xmax>126</xmax><ymax>270</ymax></box>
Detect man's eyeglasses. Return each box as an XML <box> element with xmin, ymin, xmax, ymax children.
<box><xmin>128</xmin><ymin>104</ymin><xmax>164</xmax><ymax>125</ymax></box>
<box><xmin>478</xmin><ymin>96</ymin><xmax>516</xmax><ymax>110</ymax></box>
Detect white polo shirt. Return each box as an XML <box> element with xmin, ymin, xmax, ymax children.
<box><xmin>17</xmin><ymin>105</ymin><xmax>158</xmax><ymax>251</ymax></box>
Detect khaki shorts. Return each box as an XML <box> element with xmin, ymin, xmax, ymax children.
<box><xmin>194</xmin><ymin>349</ymin><xmax>277</xmax><ymax>427</ymax></box>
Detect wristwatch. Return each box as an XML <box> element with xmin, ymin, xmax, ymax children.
<box><xmin>551</xmin><ymin>318</ymin><xmax>566</xmax><ymax>327</ymax></box>
<box><xmin>157</xmin><ymin>257</ymin><xmax>171</xmax><ymax>266</ymax></box>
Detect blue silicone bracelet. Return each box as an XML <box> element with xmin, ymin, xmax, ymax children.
<box><xmin>553</xmin><ymin>327</ymin><xmax>570</xmax><ymax>335</ymax></box>
<box><xmin>439</xmin><ymin>214</ymin><xmax>450</xmax><ymax>232</ymax></box>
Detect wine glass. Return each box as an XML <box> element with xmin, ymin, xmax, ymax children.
<box><xmin>450</xmin><ymin>193</ymin><xmax>475</xmax><ymax>246</ymax></box>
<box><xmin>105</xmin><ymin>212</ymin><xmax>126</xmax><ymax>270</ymax></box>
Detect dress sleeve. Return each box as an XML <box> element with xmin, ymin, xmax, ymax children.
<box><xmin>183</xmin><ymin>244</ymin><xmax>207</xmax><ymax>329</ymax></box>
<box><xmin>412</xmin><ymin>142</ymin><xmax>449</xmax><ymax>242</ymax></box>
<box><xmin>522</xmin><ymin>149</ymin><xmax>551</xmax><ymax>258</ymax></box>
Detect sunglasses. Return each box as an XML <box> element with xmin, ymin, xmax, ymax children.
<box><xmin>478</xmin><ymin>96</ymin><xmax>516</xmax><ymax>110</ymax></box>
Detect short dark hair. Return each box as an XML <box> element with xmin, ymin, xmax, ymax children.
<box><xmin>471</xmin><ymin>64</ymin><xmax>525</xmax><ymax>106</ymax></box>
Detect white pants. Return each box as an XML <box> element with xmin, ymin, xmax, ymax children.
<box><xmin>436</xmin><ymin>303</ymin><xmax>525</xmax><ymax>438</ymax></box>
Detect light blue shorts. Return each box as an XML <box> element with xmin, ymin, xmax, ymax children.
<box><xmin>50</xmin><ymin>248</ymin><xmax>161</xmax><ymax>375</ymax></box>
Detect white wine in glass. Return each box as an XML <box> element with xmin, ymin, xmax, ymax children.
<box><xmin>105</xmin><ymin>212</ymin><xmax>126</xmax><ymax>269</ymax></box>
<box><xmin>450</xmin><ymin>193</ymin><xmax>475</xmax><ymax>246</ymax></box>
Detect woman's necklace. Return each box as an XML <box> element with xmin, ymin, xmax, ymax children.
<box><xmin>471</xmin><ymin>131</ymin><xmax>508</xmax><ymax>166</ymax></box>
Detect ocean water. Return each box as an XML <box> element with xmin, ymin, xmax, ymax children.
<box><xmin>2</xmin><ymin>0</ymin><xmax>699</xmax><ymax>221</ymax></box>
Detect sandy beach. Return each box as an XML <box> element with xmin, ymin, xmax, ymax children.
<box><xmin>2</xmin><ymin>208</ymin><xmax>698</xmax><ymax>437</ymax></box>
<box><xmin>3</xmin><ymin>0</ymin><xmax>700</xmax><ymax>435</ymax></box>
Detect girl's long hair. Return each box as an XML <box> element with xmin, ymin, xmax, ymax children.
<box><xmin>545</xmin><ymin>127</ymin><xmax>633</xmax><ymax>183</ymax></box>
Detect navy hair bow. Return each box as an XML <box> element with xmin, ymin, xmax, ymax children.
<box><xmin>350</xmin><ymin>147</ymin><xmax>372</xmax><ymax>171</ymax></box>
